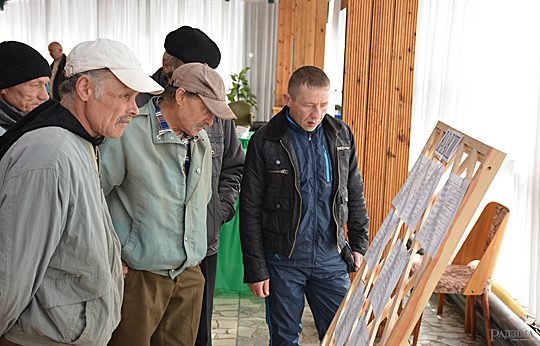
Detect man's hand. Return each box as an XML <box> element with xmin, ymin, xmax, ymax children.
<box><xmin>353</xmin><ymin>251</ymin><xmax>363</xmax><ymax>270</ymax></box>
<box><xmin>122</xmin><ymin>261</ymin><xmax>128</xmax><ymax>279</ymax></box>
<box><xmin>247</xmin><ymin>279</ymin><xmax>270</xmax><ymax>298</ymax></box>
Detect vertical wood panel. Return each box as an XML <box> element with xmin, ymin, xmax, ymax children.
<box><xmin>342</xmin><ymin>0</ymin><xmax>373</xmax><ymax>176</ymax></box>
<box><xmin>293</xmin><ymin>0</ymin><xmax>306</xmax><ymax>69</ymax></box>
<box><xmin>343</xmin><ymin>0</ymin><xmax>419</xmax><ymax>244</ymax></box>
<box><xmin>363</xmin><ymin>0</ymin><xmax>396</xmax><ymax>236</ymax></box>
<box><xmin>275</xmin><ymin>0</ymin><xmax>328</xmax><ymax>108</ymax></box>
<box><xmin>275</xmin><ymin>0</ymin><xmax>294</xmax><ymax>108</ymax></box>
<box><xmin>314</xmin><ymin>0</ymin><xmax>327</xmax><ymax>68</ymax></box>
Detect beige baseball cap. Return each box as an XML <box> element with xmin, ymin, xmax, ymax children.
<box><xmin>64</xmin><ymin>38</ymin><xmax>164</xmax><ymax>95</ymax></box>
<box><xmin>170</xmin><ymin>63</ymin><xmax>236</xmax><ymax>120</ymax></box>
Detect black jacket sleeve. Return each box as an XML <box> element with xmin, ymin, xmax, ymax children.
<box><xmin>218</xmin><ymin>120</ymin><xmax>245</xmax><ymax>224</ymax></box>
<box><xmin>344</xmin><ymin>127</ymin><xmax>370</xmax><ymax>255</ymax></box>
<box><xmin>239</xmin><ymin>131</ymin><xmax>270</xmax><ymax>283</ymax></box>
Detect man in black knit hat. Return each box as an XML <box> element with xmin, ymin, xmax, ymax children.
<box><xmin>0</xmin><ymin>41</ymin><xmax>51</xmax><ymax>135</ymax></box>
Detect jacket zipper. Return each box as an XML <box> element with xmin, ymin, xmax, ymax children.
<box><xmin>269</xmin><ymin>169</ymin><xmax>288</xmax><ymax>174</ymax></box>
<box><xmin>332</xmin><ymin>136</ymin><xmax>341</xmax><ymax>253</ymax></box>
<box><xmin>322</xmin><ymin>143</ymin><xmax>331</xmax><ymax>183</ymax></box>
<box><xmin>280</xmin><ymin>139</ymin><xmax>302</xmax><ymax>257</ymax></box>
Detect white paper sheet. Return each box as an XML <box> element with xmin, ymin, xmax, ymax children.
<box><xmin>368</xmin><ymin>241</ymin><xmax>411</xmax><ymax>321</ymax></box>
<box><xmin>392</xmin><ymin>154</ymin><xmax>431</xmax><ymax>214</ymax></box>
<box><xmin>415</xmin><ymin>173</ymin><xmax>470</xmax><ymax>257</ymax></box>
<box><xmin>364</xmin><ymin>210</ymin><xmax>400</xmax><ymax>271</ymax></box>
<box><xmin>345</xmin><ymin>312</ymin><xmax>369</xmax><ymax>346</ymax></box>
<box><xmin>335</xmin><ymin>284</ymin><xmax>366</xmax><ymax>346</ymax></box>
<box><xmin>400</xmin><ymin>161</ymin><xmax>445</xmax><ymax>231</ymax></box>
<box><xmin>434</xmin><ymin>130</ymin><xmax>464</xmax><ymax>163</ymax></box>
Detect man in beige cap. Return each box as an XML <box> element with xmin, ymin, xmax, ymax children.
<box><xmin>100</xmin><ymin>62</ymin><xmax>236</xmax><ymax>346</ymax></box>
<box><xmin>0</xmin><ymin>38</ymin><xmax>163</xmax><ymax>346</ymax></box>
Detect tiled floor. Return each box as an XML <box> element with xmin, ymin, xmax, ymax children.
<box><xmin>212</xmin><ymin>290</ymin><xmax>487</xmax><ymax>346</ymax></box>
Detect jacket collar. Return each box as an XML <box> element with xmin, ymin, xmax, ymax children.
<box><xmin>0</xmin><ymin>99</ymin><xmax>104</xmax><ymax>159</ymax></box>
<box><xmin>263</xmin><ymin>106</ymin><xmax>343</xmax><ymax>141</ymax></box>
<box><xmin>0</xmin><ymin>98</ymin><xmax>25</xmax><ymax>129</ymax></box>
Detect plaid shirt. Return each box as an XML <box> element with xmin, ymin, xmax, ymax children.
<box><xmin>155</xmin><ymin>103</ymin><xmax>199</xmax><ymax>174</ymax></box>
<box><xmin>155</xmin><ymin>103</ymin><xmax>199</xmax><ymax>144</ymax></box>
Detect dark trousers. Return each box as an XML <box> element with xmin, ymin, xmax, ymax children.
<box><xmin>195</xmin><ymin>254</ymin><xmax>218</xmax><ymax>346</ymax></box>
<box><xmin>0</xmin><ymin>338</ymin><xmax>20</xmax><ymax>346</ymax></box>
<box><xmin>265</xmin><ymin>262</ymin><xmax>350</xmax><ymax>346</ymax></box>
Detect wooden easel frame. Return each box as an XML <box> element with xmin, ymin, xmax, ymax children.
<box><xmin>322</xmin><ymin>121</ymin><xmax>506</xmax><ymax>346</ymax></box>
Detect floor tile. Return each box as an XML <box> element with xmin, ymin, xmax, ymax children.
<box><xmin>213</xmin><ymin>290</ymin><xmax>487</xmax><ymax>345</ymax></box>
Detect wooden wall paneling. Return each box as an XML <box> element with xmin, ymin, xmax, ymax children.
<box><xmin>383</xmin><ymin>0</ymin><xmax>406</xmax><ymax>230</ymax></box>
<box><xmin>275</xmin><ymin>0</ymin><xmax>294</xmax><ymax>108</ymax></box>
<box><xmin>293</xmin><ymin>0</ymin><xmax>306</xmax><ymax>69</ymax></box>
<box><xmin>362</xmin><ymin>0</ymin><xmax>396</xmax><ymax>242</ymax></box>
<box><xmin>275</xmin><ymin>0</ymin><xmax>328</xmax><ymax>108</ymax></box>
<box><xmin>342</xmin><ymin>0</ymin><xmax>373</xmax><ymax>177</ymax></box>
<box><xmin>314</xmin><ymin>0</ymin><xmax>328</xmax><ymax>68</ymax></box>
<box><xmin>304</xmin><ymin>0</ymin><xmax>318</xmax><ymax>67</ymax></box>
<box><xmin>383</xmin><ymin>0</ymin><xmax>418</xmax><ymax>240</ymax></box>
<box><xmin>342</xmin><ymin>0</ymin><xmax>418</xmax><ymax>245</ymax></box>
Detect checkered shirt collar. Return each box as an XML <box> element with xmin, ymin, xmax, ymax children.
<box><xmin>155</xmin><ymin>103</ymin><xmax>199</xmax><ymax>144</ymax></box>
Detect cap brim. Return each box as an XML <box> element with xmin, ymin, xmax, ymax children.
<box><xmin>110</xmin><ymin>69</ymin><xmax>164</xmax><ymax>95</ymax></box>
<box><xmin>199</xmin><ymin>94</ymin><xmax>237</xmax><ymax>120</ymax></box>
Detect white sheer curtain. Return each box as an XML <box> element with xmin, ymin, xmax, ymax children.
<box><xmin>244</xmin><ymin>1</ymin><xmax>279</xmax><ymax>121</ymax></box>
<box><xmin>412</xmin><ymin>0</ymin><xmax>540</xmax><ymax>320</ymax></box>
<box><xmin>0</xmin><ymin>0</ymin><xmax>278</xmax><ymax>120</ymax></box>
<box><xmin>324</xmin><ymin>0</ymin><xmax>347</xmax><ymax>117</ymax></box>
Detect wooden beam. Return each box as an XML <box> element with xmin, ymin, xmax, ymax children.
<box><xmin>275</xmin><ymin>0</ymin><xmax>328</xmax><ymax>109</ymax></box>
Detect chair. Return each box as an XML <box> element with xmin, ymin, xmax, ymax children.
<box><xmin>230</xmin><ymin>101</ymin><xmax>253</xmax><ymax>129</ymax></box>
<box><xmin>410</xmin><ymin>202</ymin><xmax>510</xmax><ymax>346</ymax></box>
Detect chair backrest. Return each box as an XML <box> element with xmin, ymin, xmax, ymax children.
<box><xmin>452</xmin><ymin>202</ymin><xmax>509</xmax><ymax>266</ymax></box>
<box><xmin>230</xmin><ymin>101</ymin><xmax>253</xmax><ymax>129</ymax></box>
<box><xmin>452</xmin><ymin>202</ymin><xmax>510</xmax><ymax>295</ymax></box>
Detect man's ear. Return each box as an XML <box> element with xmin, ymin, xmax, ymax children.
<box><xmin>283</xmin><ymin>93</ymin><xmax>292</xmax><ymax>107</ymax></box>
<box><xmin>163</xmin><ymin>53</ymin><xmax>173</xmax><ymax>73</ymax></box>
<box><xmin>175</xmin><ymin>88</ymin><xmax>187</xmax><ymax>105</ymax></box>
<box><xmin>76</xmin><ymin>75</ymin><xmax>92</xmax><ymax>102</ymax></box>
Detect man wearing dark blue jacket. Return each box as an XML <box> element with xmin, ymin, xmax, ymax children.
<box><xmin>239</xmin><ymin>66</ymin><xmax>369</xmax><ymax>345</ymax></box>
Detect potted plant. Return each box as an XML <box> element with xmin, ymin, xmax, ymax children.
<box><xmin>226</xmin><ymin>67</ymin><xmax>257</xmax><ymax>129</ymax></box>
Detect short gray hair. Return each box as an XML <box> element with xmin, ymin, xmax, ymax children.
<box><xmin>158</xmin><ymin>85</ymin><xmax>198</xmax><ymax>105</ymax></box>
<box><xmin>163</xmin><ymin>52</ymin><xmax>183</xmax><ymax>71</ymax></box>
<box><xmin>59</xmin><ymin>68</ymin><xmax>111</xmax><ymax>108</ymax></box>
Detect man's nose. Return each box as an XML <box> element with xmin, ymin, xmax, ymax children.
<box><xmin>39</xmin><ymin>85</ymin><xmax>49</xmax><ymax>101</ymax></box>
<box><xmin>128</xmin><ymin>97</ymin><xmax>139</xmax><ymax>116</ymax></box>
<box><xmin>207</xmin><ymin>114</ymin><xmax>214</xmax><ymax>127</ymax></box>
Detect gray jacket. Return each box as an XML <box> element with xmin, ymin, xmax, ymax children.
<box><xmin>0</xmin><ymin>127</ymin><xmax>123</xmax><ymax>345</ymax></box>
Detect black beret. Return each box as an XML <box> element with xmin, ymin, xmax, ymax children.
<box><xmin>0</xmin><ymin>41</ymin><xmax>51</xmax><ymax>90</ymax></box>
<box><xmin>164</xmin><ymin>26</ymin><xmax>221</xmax><ymax>69</ymax></box>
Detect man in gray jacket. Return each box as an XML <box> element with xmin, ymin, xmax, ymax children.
<box><xmin>136</xmin><ymin>26</ymin><xmax>245</xmax><ymax>346</ymax></box>
<box><xmin>0</xmin><ymin>38</ymin><xmax>163</xmax><ymax>346</ymax></box>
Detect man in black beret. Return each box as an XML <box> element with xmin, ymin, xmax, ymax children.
<box><xmin>135</xmin><ymin>26</ymin><xmax>221</xmax><ymax>107</ymax></box>
<box><xmin>132</xmin><ymin>26</ymin><xmax>244</xmax><ymax>346</ymax></box>
<box><xmin>0</xmin><ymin>41</ymin><xmax>51</xmax><ymax>135</ymax></box>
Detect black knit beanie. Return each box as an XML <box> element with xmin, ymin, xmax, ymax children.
<box><xmin>164</xmin><ymin>26</ymin><xmax>221</xmax><ymax>69</ymax></box>
<box><xmin>0</xmin><ymin>41</ymin><xmax>52</xmax><ymax>90</ymax></box>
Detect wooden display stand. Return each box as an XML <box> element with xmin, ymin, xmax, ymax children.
<box><xmin>321</xmin><ymin>121</ymin><xmax>506</xmax><ymax>346</ymax></box>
